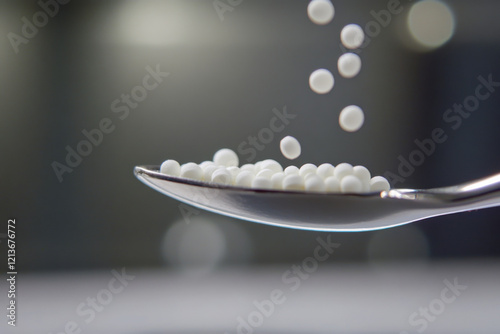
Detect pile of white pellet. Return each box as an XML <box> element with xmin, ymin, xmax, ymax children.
<box><xmin>160</xmin><ymin>145</ymin><xmax>390</xmax><ymax>193</ymax></box>
<box><xmin>159</xmin><ymin>2</ymin><xmax>391</xmax><ymax>194</ymax></box>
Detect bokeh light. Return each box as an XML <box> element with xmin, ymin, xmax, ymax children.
<box><xmin>407</xmin><ymin>0</ymin><xmax>456</xmax><ymax>50</ymax></box>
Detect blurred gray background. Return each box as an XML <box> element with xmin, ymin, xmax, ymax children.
<box><xmin>1</xmin><ymin>0</ymin><xmax>500</xmax><ymax>274</ymax></box>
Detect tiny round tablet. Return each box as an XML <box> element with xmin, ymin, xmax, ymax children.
<box><xmin>370</xmin><ymin>176</ymin><xmax>391</xmax><ymax>192</ymax></box>
<box><xmin>333</xmin><ymin>163</ymin><xmax>353</xmax><ymax>181</ymax></box>
<box><xmin>260</xmin><ymin>159</ymin><xmax>283</xmax><ymax>173</ymax></box>
<box><xmin>180</xmin><ymin>163</ymin><xmax>203</xmax><ymax>181</ymax></box>
<box><xmin>309</xmin><ymin>69</ymin><xmax>334</xmax><ymax>94</ymax></box>
<box><xmin>271</xmin><ymin>172</ymin><xmax>285</xmax><ymax>190</ymax></box>
<box><xmin>213</xmin><ymin>148</ymin><xmax>239</xmax><ymax>167</ymax></box>
<box><xmin>256</xmin><ymin>169</ymin><xmax>275</xmax><ymax>180</ymax></box>
<box><xmin>305</xmin><ymin>175</ymin><xmax>326</xmax><ymax>192</ymax></box>
<box><xmin>325</xmin><ymin>176</ymin><xmax>341</xmax><ymax>192</ymax></box>
<box><xmin>280</xmin><ymin>136</ymin><xmax>301</xmax><ymax>160</ymax></box>
<box><xmin>338</xmin><ymin>53</ymin><xmax>362</xmax><ymax>78</ymax></box>
<box><xmin>307</xmin><ymin>0</ymin><xmax>335</xmax><ymax>25</ymax></box>
<box><xmin>339</xmin><ymin>105</ymin><xmax>365</xmax><ymax>132</ymax></box>
<box><xmin>353</xmin><ymin>165</ymin><xmax>371</xmax><ymax>192</ymax></box>
<box><xmin>316</xmin><ymin>163</ymin><xmax>335</xmax><ymax>179</ymax></box>
<box><xmin>240</xmin><ymin>164</ymin><xmax>256</xmax><ymax>174</ymax></box>
<box><xmin>340</xmin><ymin>175</ymin><xmax>363</xmax><ymax>193</ymax></box>
<box><xmin>252</xmin><ymin>177</ymin><xmax>273</xmax><ymax>189</ymax></box>
<box><xmin>282</xmin><ymin>174</ymin><xmax>304</xmax><ymax>191</ymax></box>
<box><xmin>284</xmin><ymin>165</ymin><xmax>300</xmax><ymax>175</ymax></box>
<box><xmin>202</xmin><ymin>164</ymin><xmax>220</xmax><ymax>182</ymax></box>
<box><xmin>160</xmin><ymin>159</ymin><xmax>181</xmax><ymax>177</ymax></box>
<box><xmin>299</xmin><ymin>163</ymin><xmax>317</xmax><ymax>178</ymax></box>
<box><xmin>211</xmin><ymin>168</ymin><xmax>231</xmax><ymax>185</ymax></box>
<box><xmin>341</xmin><ymin>24</ymin><xmax>365</xmax><ymax>49</ymax></box>
<box><xmin>226</xmin><ymin>166</ymin><xmax>240</xmax><ymax>184</ymax></box>
<box><xmin>235</xmin><ymin>171</ymin><xmax>254</xmax><ymax>187</ymax></box>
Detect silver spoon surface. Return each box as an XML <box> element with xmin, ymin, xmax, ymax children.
<box><xmin>134</xmin><ymin>165</ymin><xmax>500</xmax><ymax>232</ymax></box>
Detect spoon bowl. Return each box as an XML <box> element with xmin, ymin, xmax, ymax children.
<box><xmin>134</xmin><ymin>165</ymin><xmax>500</xmax><ymax>231</ymax></box>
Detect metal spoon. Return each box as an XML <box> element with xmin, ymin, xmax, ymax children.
<box><xmin>134</xmin><ymin>165</ymin><xmax>500</xmax><ymax>232</ymax></box>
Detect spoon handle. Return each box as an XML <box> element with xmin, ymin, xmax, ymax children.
<box><xmin>441</xmin><ymin>172</ymin><xmax>500</xmax><ymax>211</ymax></box>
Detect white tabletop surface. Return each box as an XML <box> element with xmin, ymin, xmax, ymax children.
<box><xmin>1</xmin><ymin>260</ymin><xmax>499</xmax><ymax>334</ymax></box>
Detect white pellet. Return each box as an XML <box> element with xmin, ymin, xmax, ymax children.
<box><xmin>309</xmin><ymin>69</ymin><xmax>334</xmax><ymax>94</ymax></box>
<box><xmin>333</xmin><ymin>163</ymin><xmax>353</xmax><ymax>181</ymax></box>
<box><xmin>199</xmin><ymin>161</ymin><xmax>215</xmax><ymax>169</ymax></box>
<box><xmin>252</xmin><ymin>177</ymin><xmax>273</xmax><ymax>189</ymax></box>
<box><xmin>211</xmin><ymin>168</ymin><xmax>231</xmax><ymax>185</ymax></box>
<box><xmin>202</xmin><ymin>164</ymin><xmax>220</xmax><ymax>182</ymax></box>
<box><xmin>160</xmin><ymin>159</ymin><xmax>181</xmax><ymax>177</ymax></box>
<box><xmin>256</xmin><ymin>169</ymin><xmax>275</xmax><ymax>180</ymax></box>
<box><xmin>353</xmin><ymin>165</ymin><xmax>371</xmax><ymax>192</ymax></box>
<box><xmin>213</xmin><ymin>148</ymin><xmax>239</xmax><ymax>167</ymax></box>
<box><xmin>370</xmin><ymin>176</ymin><xmax>391</xmax><ymax>192</ymax></box>
<box><xmin>284</xmin><ymin>165</ymin><xmax>300</xmax><ymax>175</ymax></box>
<box><xmin>280</xmin><ymin>136</ymin><xmax>301</xmax><ymax>160</ymax></box>
<box><xmin>180</xmin><ymin>163</ymin><xmax>203</xmax><ymax>181</ymax></box>
<box><xmin>325</xmin><ymin>176</ymin><xmax>341</xmax><ymax>192</ymax></box>
<box><xmin>260</xmin><ymin>159</ymin><xmax>283</xmax><ymax>173</ymax></box>
<box><xmin>339</xmin><ymin>105</ymin><xmax>365</xmax><ymax>132</ymax></box>
<box><xmin>305</xmin><ymin>175</ymin><xmax>326</xmax><ymax>192</ymax></box>
<box><xmin>316</xmin><ymin>163</ymin><xmax>335</xmax><ymax>179</ymax></box>
<box><xmin>282</xmin><ymin>174</ymin><xmax>304</xmax><ymax>191</ymax></box>
<box><xmin>340</xmin><ymin>175</ymin><xmax>363</xmax><ymax>193</ymax></box>
<box><xmin>271</xmin><ymin>172</ymin><xmax>285</xmax><ymax>190</ymax></box>
<box><xmin>341</xmin><ymin>24</ymin><xmax>365</xmax><ymax>49</ymax></box>
<box><xmin>226</xmin><ymin>166</ymin><xmax>240</xmax><ymax>184</ymax></box>
<box><xmin>299</xmin><ymin>163</ymin><xmax>317</xmax><ymax>178</ymax></box>
<box><xmin>240</xmin><ymin>164</ymin><xmax>256</xmax><ymax>174</ymax></box>
<box><xmin>307</xmin><ymin>0</ymin><xmax>335</xmax><ymax>25</ymax></box>
<box><xmin>235</xmin><ymin>171</ymin><xmax>255</xmax><ymax>188</ymax></box>
<box><xmin>337</xmin><ymin>53</ymin><xmax>362</xmax><ymax>78</ymax></box>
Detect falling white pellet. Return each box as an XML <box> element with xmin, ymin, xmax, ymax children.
<box><xmin>307</xmin><ymin>0</ymin><xmax>335</xmax><ymax>25</ymax></box>
<box><xmin>309</xmin><ymin>69</ymin><xmax>335</xmax><ymax>94</ymax></box>
<box><xmin>338</xmin><ymin>53</ymin><xmax>362</xmax><ymax>78</ymax></box>
<box><xmin>280</xmin><ymin>136</ymin><xmax>301</xmax><ymax>160</ymax></box>
<box><xmin>341</xmin><ymin>24</ymin><xmax>365</xmax><ymax>49</ymax></box>
<box><xmin>339</xmin><ymin>105</ymin><xmax>365</xmax><ymax>132</ymax></box>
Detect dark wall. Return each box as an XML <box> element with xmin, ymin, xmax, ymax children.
<box><xmin>1</xmin><ymin>0</ymin><xmax>499</xmax><ymax>272</ymax></box>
